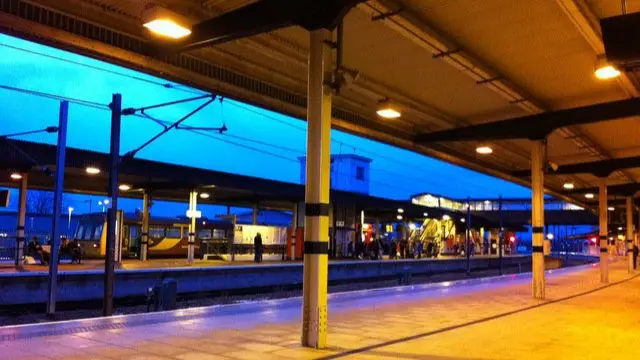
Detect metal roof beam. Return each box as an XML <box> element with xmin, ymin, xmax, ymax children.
<box><xmin>512</xmin><ymin>155</ymin><xmax>640</xmax><ymax>178</ymax></box>
<box><xmin>172</xmin><ymin>0</ymin><xmax>363</xmax><ymax>52</ymax></box>
<box><xmin>414</xmin><ymin>98</ymin><xmax>640</xmax><ymax>143</ymax></box>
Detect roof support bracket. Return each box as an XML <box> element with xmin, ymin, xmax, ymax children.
<box><xmin>371</xmin><ymin>8</ymin><xmax>404</xmax><ymax>21</ymax></box>
<box><xmin>433</xmin><ymin>48</ymin><xmax>462</xmax><ymax>58</ymax></box>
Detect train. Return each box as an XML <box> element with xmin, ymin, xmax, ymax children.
<box><xmin>72</xmin><ymin>213</ymin><xmax>235</xmax><ymax>259</ymax></box>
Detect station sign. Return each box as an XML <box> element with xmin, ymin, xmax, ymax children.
<box><xmin>186</xmin><ymin>210</ymin><xmax>202</xmax><ymax>219</ymax></box>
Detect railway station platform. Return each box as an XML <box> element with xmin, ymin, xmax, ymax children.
<box><xmin>1</xmin><ymin>257</ymin><xmax>637</xmax><ymax>359</ymax></box>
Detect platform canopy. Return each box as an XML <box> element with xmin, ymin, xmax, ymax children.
<box><xmin>1</xmin><ymin>0</ymin><xmax>640</xmax><ymax>205</ymax></box>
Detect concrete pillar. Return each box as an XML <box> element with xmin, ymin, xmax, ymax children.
<box><xmin>15</xmin><ymin>173</ymin><xmax>27</xmax><ymax>268</ymax></box>
<box><xmin>301</xmin><ymin>28</ymin><xmax>332</xmax><ymax>349</ymax></box>
<box><xmin>626</xmin><ymin>197</ymin><xmax>634</xmax><ymax>273</ymax></box>
<box><xmin>140</xmin><ymin>191</ymin><xmax>150</xmax><ymax>261</ymax></box>
<box><xmin>531</xmin><ymin>140</ymin><xmax>545</xmax><ymax>299</ymax></box>
<box><xmin>599</xmin><ymin>178</ymin><xmax>608</xmax><ymax>283</ymax></box>
<box><xmin>187</xmin><ymin>191</ymin><xmax>197</xmax><ymax>264</ymax></box>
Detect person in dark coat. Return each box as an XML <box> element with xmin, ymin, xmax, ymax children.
<box><xmin>633</xmin><ymin>244</ymin><xmax>639</xmax><ymax>270</ymax></box>
<box><xmin>254</xmin><ymin>232</ymin><xmax>263</xmax><ymax>263</ymax></box>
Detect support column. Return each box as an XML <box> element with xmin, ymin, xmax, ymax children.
<box><xmin>498</xmin><ymin>196</ymin><xmax>503</xmax><ymax>275</ymax></box>
<box><xmin>626</xmin><ymin>196</ymin><xmax>634</xmax><ymax>273</ymax></box>
<box><xmin>103</xmin><ymin>94</ymin><xmax>121</xmax><ymax>317</ymax></box>
<box><xmin>531</xmin><ymin>140</ymin><xmax>545</xmax><ymax>299</ymax></box>
<box><xmin>15</xmin><ymin>173</ymin><xmax>27</xmax><ymax>268</ymax></box>
<box><xmin>188</xmin><ymin>191</ymin><xmax>197</xmax><ymax>264</ymax></box>
<box><xmin>252</xmin><ymin>204</ymin><xmax>258</xmax><ymax>225</ymax></box>
<box><xmin>599</xmin><ymin>178</ymin><xmax>609</xmax><ymax>283</ymax></box>
<box><xmin>46</xmin><ymin>101</ymin><xmax>69</xmax><ymax>316</ymax></box>
<box><xmin>140</xmin><ymin>190</ymin><xmax>150</xmax><ymax>261</ymax></box>
<box><xmin>301</xmin><ymin>28</ymin><xmax>332</xmax><ymax>349</ymax></box>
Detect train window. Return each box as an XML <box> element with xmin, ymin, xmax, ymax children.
<box><xmin>212</xmin><ymin>229</ymin><xmax>227</xmax><ymax>239</ymax></box>
<box><xmin>149</xmin><ymin>226</ymin><xmax>165</xmax><ymax>239</ymax></box>
<box><xmin>198</xmin><ymin>229</ymin><xmax>212</xmax><ymax>239</ymax></box>
<box><xmin>75</xmin><ymin>225</ymin><xmax>85</xmax><ymax>240</ymax></box>
<box><xmin>166</xmin><ymin>227</ymin><xmax>182</xmax><ymax>238</ymax></box>
<box><xmin>129</xmin><ymin>226</ymin><xmax>139</xmax><ymax>241</ymax></box>
<box><xmin>93</xmin><ymin>224</ymin><xmax>103</xmax><ymax>240</ymax></box>
<box><xmin>83</xmin><ymin>225</ymin><xmax>94</xmax><ymax>240</ymax></box>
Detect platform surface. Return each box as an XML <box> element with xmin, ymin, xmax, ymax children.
<box><xmin>1</xmin><ymin>257</ymin><xmax>637</xmax><ymax>359</ymax></box>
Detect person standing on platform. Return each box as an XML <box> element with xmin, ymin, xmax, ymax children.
<box><xmin>254</xmin><ymin>232</ymin><xmax>263</xmax><ymax>263</ymax></box>
<box><xmin>633</xmin><ymin>243</ymin><xmax>638</xmax><ymax>270</ymax></box>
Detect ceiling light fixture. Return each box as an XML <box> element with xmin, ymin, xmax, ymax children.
<box><xmin>10</xmin><ymin>173</ymin><xmax>22</xmax><ymax>180</ymax></box>
<box><xmin>376</xmin><ymin>99</ymin><xmax>401</xmax><ymax>119</ymax></box>
<box><xmin>118</xmin><ymin>184</ymin><xmax>131</xmax><ymax>191</ymax></box>
<box><xmin>86</xmin><ymin>167</ymin><xmax>101</xmax><ymax>175</ymax></box>
<box><xmin>595</xmin><ymin>56</ymin><xmax>621</xmax><ymax>80</ymax></box>
<box><xmin>563</xmin><ymin>182</ymin><xmax>575</xmax><ymax>190</ymax></box>
<box><xmin>585</xmin><ymin>193</ymin><xmax>594</xmax><ymax>199</ymax></box>
<box><xmin>142</xmin><ymin>5</ymin><xmax>192</xmax><ymax>39</ymax></box>
<box><xmin>608</xmin><ymin>206</ymin><xmax>615</xmax><ymax>211</ymax></box>
<box><xmin>200</xmin><ymin>192</ymin><xmax>210</xmax><ymax>199</ymax></box>
<box><xmin>476</xmin><ymin>146</ymin><xmax>493</xmax><ymax>155</ymax></box>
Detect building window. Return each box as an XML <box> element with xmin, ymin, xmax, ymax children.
<box><xmin>355</xmin><ymin>166</ymin><xmax>365</xmax><ymax>180</ymax></box>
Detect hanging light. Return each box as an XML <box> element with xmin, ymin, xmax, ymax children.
<box><xmin>10</xmin><ymin>173</ymin><xmax>22</xmax><ymax>180</ymax></box>
<box><xmin>563</xmin><ymin>182</ymin><xmax>575</xmax><ymax>190</ymax></box>
<box><xmin>594</xmin><ymin>56</ymin><xmax>621</xmax><ymax>80</ymax></box>
<box><xmin>142</xmin><ymin>5</ymin><xmax>192</xmax><ymax>39</ymax></box>
<box><xmin>396</xmin><ymin>215</ymin><xmax>403</xmax><ymax>220</ymax></box>
<box><xmin>118</xmin><ymin>184</ymin><xmax>131</xmax><ymax>191</ymax></box>
<box><xmin>86</xmin><ymin>166</ymin><xmax>101</xmax><ymax>175</ymax></box>
<box><xmin>423</xmin><ymin>212</ymin><xmax>429</xmax><ymax>217</ymax></box>
<box><xmin>546</xmin><ymin>233</ymin><xmax>554</xmax><ymax>240</ymax></box>
<box><xmin>460</xmin><ymin>218</ymin><xmax>465</xmax><ymax>223</ymax></box>
<box><xmin>442</xmin><ymin>214</ymin><xmax>451</xmax><ymax>221</ymax></box>
<box><xmin>476</xmin><ymin>145</ymin><xmax>493</xmax><ymax>155</ymax></box>
<box><xmin>397</xmin><ymin>208</ymin><xmax>404</xmax><ymax>214</ymax></box>
<box><xmin>584</xmin><ymin>193</ymin><xmax>594</xmax><ymax>199</ymax></box>
<box><xmin>200</xmin><ymin>192</ymin><xmax>210</xmax><ymax>199</ymax></box>
<box><xmin>376</xmin><ymin>99</ymin><xmax>401</xmax><ymax>119</ymax></box>
<box><xmin>608</xmin><ymin>206</ymin><xmax>615</xmax><ymax>211</ymax></box>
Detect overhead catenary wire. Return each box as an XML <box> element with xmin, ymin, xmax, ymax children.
<box><xmin>1</xmin><ymin>41</ymin><xmax>488</xmax><ymax>187</ymax></box>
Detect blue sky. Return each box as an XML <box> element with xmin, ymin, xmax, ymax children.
<box><xmin>0</xmin><ymin>33</ymin><xmax>531</xmax><ymax>215</ymax></box>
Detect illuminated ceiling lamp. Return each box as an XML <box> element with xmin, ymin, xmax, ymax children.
<box><xmin>608</xmin><ymin>206</ymin><xmax>615</xmax><ymax>211</ymax></box>
<box><xmin>10</xmin><ymin>173</ymin><xmax>22</xmax><ymax>180</ymax></box>
<box><xmin>594</xmin><ymin>55</ymin><xmax>621</xmax><ymax>80</ymax></box>
<box><xmin>86</xmin><ymin>166</ymin><xmax>101</xmax><ymax>175</ymax></box>
<box><xmin>563</xmin><ymin>182</ymin><xmax>574</xmax><ymax>190</ymax></box>
<box><xmin>142</xmin><ymin>4</ymin><xmax>192</xmax><ymax>40</ymax></box>
<box><xmin>200</xmin><ymin>192</ymin><xmax>210</xmax><ymax>199</ymax></box>
<box><xmin>376</xmin><ymin>99</ymin><xmax>401</xmax><ymax>119</ymax></box>
<box><xmin>442</xmin><ymin>214</ymin><xmax>451</xmax><ymax>221</ymax></box>
<box><xmin>584</xmin><ymin>193</ymin><xmax>594</xmax><ymax>199</ymax></box>
<box><xmin>118</xmin><ymin>184</ymin><xmax>131</xmax><ymax>191</ymax></box>
<box><xmin>475</xmin><ymin>145</ymin><xmax>493</xmax><ymax>155</ymax></box>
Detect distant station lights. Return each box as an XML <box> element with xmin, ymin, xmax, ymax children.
<box><xmin>460</xmin><ymin>218</ymin><xmax>465</xmax><ymax>223</ymax></box>
<box><xmin>563</xmin><ymin>182</ymin><xmax>575</xmax><ymax>190</ymax></box>
<box><xmin>594</xmin><ymin>56</ymin><xmax>621</xmax><ymax>80</ymax></box>
<box><xmin>584</xmin><ymin>193</ymin><xmax>595</xmax><ymax>199</ymax></box>
<box><xmin>10</xmin><ymin>173</ymin><xmax>22</xmax><ymax>180</ymax></box>
<box><xmin>85</xmin><ymin>166</ymin><xmax>101</xmax><ymax>175</ymax></box>
<box><xmin>442</xmin><ymin>214</ymin><xmax>451</xmax><ymax>221</ymax></box>
<box><xmin>546</xmin><ymin>233</ymin><xmax>554</xmax><ymax>240</ymax></box>
<box><xmin>475</xmin><ymin>145</ymin><xmax>493</xmax><ymax>155</ymax></box>
<box><xmin>376</xmin><ymin>99</ymin><xmax>401</xmax><ymax>119</ymax></box>
<box><xmin>142</xmin><ymin>5</ymin><xmax>192</xmax><ymax>39</ymax></box>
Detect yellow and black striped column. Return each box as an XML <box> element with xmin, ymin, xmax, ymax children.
<box><xmin>15</xmin><ymin>173</ymin><xmax>27</xmax><ymax>268</ymax></box>
<box><xmin>140</xmin><ymin>190</ymin><xmax>150</xmax><ymax>261</ymax></box>
<box><xmin>188</xmin><ymin>191</ymin><xmax>197</xmax><ymax>264</ymax></box>
<box><xmin>599</xmin><ymin>178</ymin><xmax>608</xmax><ymax>283</ymax></box>
<box><xmin>531</xmin><ymin>140</ymin><xmax>545</xmax><ymax>299</ymax></box>
<box><xmin>301</xmin><ymin>28</ymin><xmax>332</xmax><ymax>349</ymax></box>
<box><xmin>626</xmin><ymin>197</ymin><xmax>634</xmax><ymax>273</ymax></box>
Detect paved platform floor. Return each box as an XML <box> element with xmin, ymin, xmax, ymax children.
<box><xmin>1</xmin><ymin>257</ymin><xmax>637</xmax><ymax>359</ymax></box>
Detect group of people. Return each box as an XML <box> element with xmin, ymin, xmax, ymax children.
<box><xmin>24</xmin><ymin>236</ymin><xmax>81</xmax><ymax>265</ymax></box>
<box><xmin>389</xmin><ymin>239</ymin><xmax>439</xmax><ymax>259</ymax></box>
